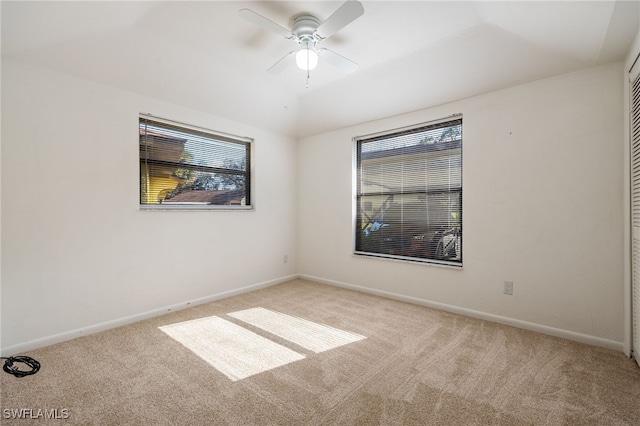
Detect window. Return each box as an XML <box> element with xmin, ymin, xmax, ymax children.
<box><xmin>354</xmin><ymin>116</ymin><xmax>462</xmax><ymax>266</ymax></box>
<box><xmin>139</xmin><ymin>115</ymin><xmax>252</xmax><ymax>209</ymax></box>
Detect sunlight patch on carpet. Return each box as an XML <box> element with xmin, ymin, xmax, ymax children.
<box><xmin>159</xmin><ymin>316</ymin><xmax>305</xmax><ymax>381</ymax></box>
<box><xmin>228</xmin><ymin>307</ymin><xmax>366</xmax><ymax>353</ymax></box>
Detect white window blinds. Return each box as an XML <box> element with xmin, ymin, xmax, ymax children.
<box><xmin>355</xmin><ymin>116</ymin><xmax>462</xmax><ymax>265</ymax></box>
<box><xmin>139</xmin><ymin>116</ymin><xmax>251</xmax><ymax>209</ymax></box>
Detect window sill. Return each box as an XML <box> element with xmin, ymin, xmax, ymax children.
<box><xmin>140</xmin><ymin>205</ymin><xmax>254</xmax><ymax>211</ymax></box>
<box><xmin>353</xmin><ymin>251</ymin><xmax>463</xmax><ymax>269</ymax></box>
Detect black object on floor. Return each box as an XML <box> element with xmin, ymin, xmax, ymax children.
<box><xmin>1</xmin><ymin>356</ymin><xmax>40</xmax><ymax>378</ymax></box>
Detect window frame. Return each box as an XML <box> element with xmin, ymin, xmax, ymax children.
<box><xmin>139</xmin><ymin>114</ymin><xmax>254</xmax><ymax>211</ymax></box>
<box><xmin>352</xmin><ymin>115</ymin><xmax>463</xmax><ymax>267</ymax></box>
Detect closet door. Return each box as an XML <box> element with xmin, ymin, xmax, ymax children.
<box><xmin>631</xmin><ymin>61</ymin><xmax>640</xmax><ymax>367</ymax></box>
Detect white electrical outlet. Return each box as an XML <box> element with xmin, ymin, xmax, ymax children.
<box><xmin>504</xmin><ymin>281</ymin><xmax>514</xmax><ymax>295</ymax></box>
<box><xmin>283</xmin><ymin>254</ymin><xmax>288</xmax><ymax>264</ymax></box>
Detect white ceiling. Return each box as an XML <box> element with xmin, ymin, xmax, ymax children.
<box><xmin>2</xmin><ymin>1</ymin><xmax>638</xmax><ymax>138</ymax></box>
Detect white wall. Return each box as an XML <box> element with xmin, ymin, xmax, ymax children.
<box><xmin>299</xmin><ymin>62</ymin><xmax>625</xmax><ymax>348</ymax></box>
<box><xmin>1</xmin><ymin>60</ymin><xmax>298</xmax><ymax>353</ymax></box>
<box><xmin>1</xmin><ymin>58</ymin><xmax>627</xmax><ymax>354</ymax></box>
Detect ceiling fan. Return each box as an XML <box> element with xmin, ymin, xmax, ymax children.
<box><xmin>239</xmin><ymin>0</ymin><xmax>364</xmax><ymax>76</ymax></box>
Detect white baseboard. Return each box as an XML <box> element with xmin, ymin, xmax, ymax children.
<box><xmin>4</xmin><ymin>273</ymin><xmax>624</xmax><ymax>356</ymax></box>
<box><xmin>1</xmin><ymin>275</ymin><xmax>297</xmax><ymax>357</ymax></box>
<box><xmin>299</xmin><ymin>274</ymin><xmax>624</xmax><ymax>353</ymax></box>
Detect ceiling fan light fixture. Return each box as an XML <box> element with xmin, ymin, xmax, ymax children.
<box><xmin>295</xmin><ymin>47</ymin><xmax>318</xmax><ymax>71</ymax></box>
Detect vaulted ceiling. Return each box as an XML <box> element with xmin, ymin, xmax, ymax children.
<box><xmin>2</xmin><ymin>1</ymin><xmax>638</xmax><ymax>138</ymax></box>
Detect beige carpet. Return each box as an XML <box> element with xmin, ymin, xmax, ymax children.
<box><xmin>2</xmin><ymin>278</ymin><xmax>640</xmax><ymax>425</ymax></box>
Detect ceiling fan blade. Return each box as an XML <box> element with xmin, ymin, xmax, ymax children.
<box><xmin>318</xmin><ymin>48</ymin><xmax>358</xmax><ymax>73</ymax></box>
<box><xmin>316</xmin><ymin>0</ymin><xmax>364</xmax><ymax>40</ymax></box>
<box><xmin>267</xmin><ymin>51</ymin><xmax>296</xmax><ymax>74</ymax></box>
<box><xmin>238</xmin><ymin>8</ymin><xmax>292</xmax><ymax>39</ymax></box>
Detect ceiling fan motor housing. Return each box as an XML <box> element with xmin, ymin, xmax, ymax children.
<box><xmin>292</xmin><ymin>15</ymin><xmax>322</xmax><ymax>45</ymax></box>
